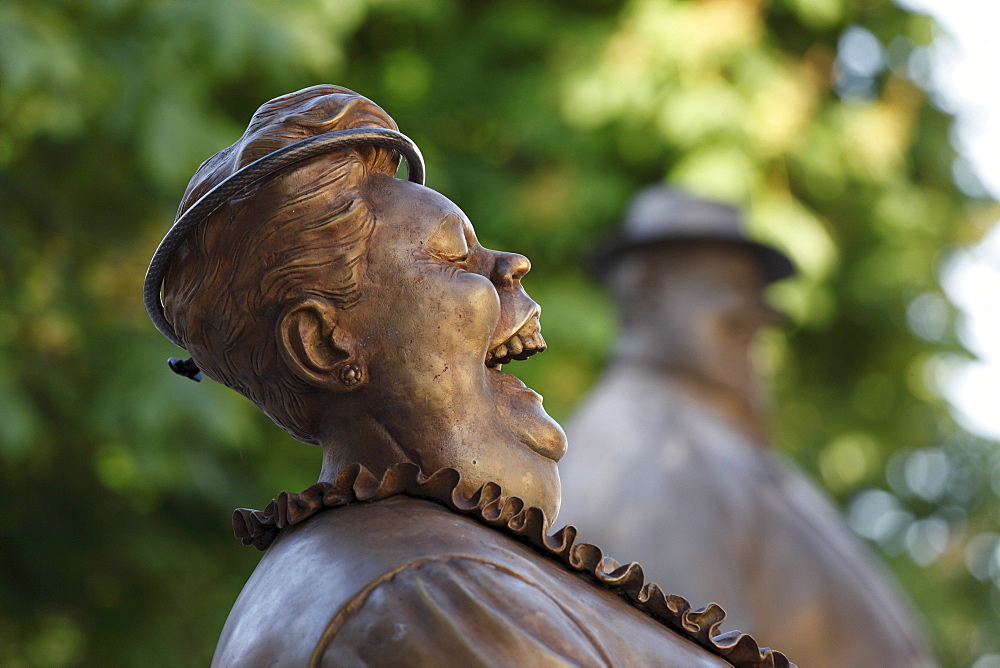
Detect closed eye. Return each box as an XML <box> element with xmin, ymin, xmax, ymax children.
<box><xmin>444</xmin><ymin>252</ymin><xmax>470</xmax><ymax>270</ymax></box>
<box><xmin>423</xmin><ymin>214</ymin><xmax>475</xmax><ymax>273</ymax></box>
<box><xmin>416</xmin><ymin>249</ymin><xmax>470</xmax><ymax>277</ymax></box>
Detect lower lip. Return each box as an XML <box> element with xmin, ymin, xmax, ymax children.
<box><xmin>489</xmin><ymin>367</ymin><xmax>541</xmax><ymax>397</ymax></box>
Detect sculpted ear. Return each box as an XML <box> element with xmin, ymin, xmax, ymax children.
<box><xmin>277</xmin><ymin>298</ymin><xmax>366</xmax><ymax>391</ymax></box>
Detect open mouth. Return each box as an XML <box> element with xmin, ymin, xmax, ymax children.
<box><xmin>485</xmin><ymin>317</ymin><xmax>546</xmax><ymax>368</ymax></box>
<box><xmin>483</xmin><ymin>314</ymin><xmax>566</xmax><ymax>462</ymax></box>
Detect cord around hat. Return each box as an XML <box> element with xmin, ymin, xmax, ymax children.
<box><xmin>143</xmin><ymin>127</ymin><xmax>426</xmax><ymax>350</ymax></box>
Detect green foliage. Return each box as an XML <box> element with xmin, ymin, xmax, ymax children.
<box><xmin>1</xmin><ymin>0</ymin><xmax>996</xmax><ymax>664</ymax></box>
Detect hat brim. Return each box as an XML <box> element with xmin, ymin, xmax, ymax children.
<box><xmin>588</xmin><ymin>234</ymin><xmax>796</xmax><ymax>284</ymax></box>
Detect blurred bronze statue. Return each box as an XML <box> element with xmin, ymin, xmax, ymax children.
<box><xmin>558</xmin><ymin>185</ymin><xmax>935</xmax><ymax>667</ymax></box>
<box><xmin>144</xmin><ymin>87</ymin><xmax>790</xmax><ymax>666</ymax></box>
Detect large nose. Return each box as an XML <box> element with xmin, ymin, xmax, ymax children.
<box><xmin>487</xmin><ymin>250</ymin><xmax>540</xmax><ymax>349</ymax></box>
<box><xmin>491</xmin><ymin>251</ymin><xmax>531</xmax><ymax>288</ymax></box>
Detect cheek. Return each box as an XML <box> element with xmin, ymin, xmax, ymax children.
<box><xmin>454</xmin><ymin>275</ymin><xmax>501</xmax><ymax>345</ymax></box>
<box><xmin>392</xmin><ymin>273</ymin><xmax>499</xmax><ymax>357</ymax></box>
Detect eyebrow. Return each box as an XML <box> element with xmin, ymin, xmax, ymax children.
<box><xmin>439</xmin><ymin>213</ymin><xmax>475</xmax><ymax>242</ymax></box>
<box><xmin>426</xmin><ymin>214</ymin><xmax>473</xmax><ymax>252</ymax></box>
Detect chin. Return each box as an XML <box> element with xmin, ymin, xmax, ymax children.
<box><xmin>516</xmin><ymin>457</ymin><xmax>562</xmax><ymax>524</ymax></box>
<box><xmin>518</xmin><ymin>426</ymin><xmax>564</xmax><ymax>518</ymax></box>
<box><xmin>489</xmin><ymin>371</ymin><xmax>568</xmax><ymax>462</ymax></box>
<box><xmin>514</xmin><ymin>414</ymin><xmax>568</xmax><ymax>463</ymax></box>
<box><xmin>543</xmin><ymin>470</ymin><xmax>562</xmax><ymax>523</ymax></box>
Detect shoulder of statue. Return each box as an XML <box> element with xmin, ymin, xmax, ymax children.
<box><xmin>225</xmin><ymin>462</ymin><xmax>791</xmax><ymax>668</ymax></box>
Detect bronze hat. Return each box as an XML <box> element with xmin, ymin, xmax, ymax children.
<box><xmin>591</xmin><ymin>185</ymin><xmax>796</xmax><ymax>283</ymax></box>
<box><xmin>142</xmin><ymin>86</ymin><xmax>426</xmax><ymax>381</ymax></box>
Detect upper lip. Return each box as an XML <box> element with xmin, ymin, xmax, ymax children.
<box><xmin>486</xmin><ymin>312</ymin><xmax>546</xmax><ymax>368</ymax></box>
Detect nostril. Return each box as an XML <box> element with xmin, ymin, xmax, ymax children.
<box><xmin>510</xmin><ymin>253</ymin><xmax>530</xmax><ymax>280</ymax></box>
<box><xmin>492</xmin><ymin>252</ymin><xmax>531</xmax><ymax>285</ymax></box>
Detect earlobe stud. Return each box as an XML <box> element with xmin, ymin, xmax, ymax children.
<box><xmin>340</xmin><ymin>363</ymin><xmax>363</xmax><ymax>387</ymax></box>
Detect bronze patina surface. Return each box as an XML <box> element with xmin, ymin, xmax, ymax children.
<box><xmin>559</xmin><ymin>186</ymin><xmax>935</xmax><ymax>667</ymax></box>
<box><xmin>227</xmin><ymin>463</ymin><xmax>789</xmax><ymax>667</ymax></box>
<box><xmin>148</xmin><ymin>87</ymin><xmax>790</xmax><ymax>666</ymax></box>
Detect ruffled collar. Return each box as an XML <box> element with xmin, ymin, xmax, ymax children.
<box><xmin>233</xmin><ymin>462</ymin><xmax>791</xmax><ymax>668</ymax></box>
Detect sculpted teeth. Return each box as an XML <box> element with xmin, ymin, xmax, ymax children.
<box><xmin>508</xmin><ymin>336</ymin><xmax>524</xmax><ymax>356</ymax></box>
<box><xmin>486</xmin><ymin>321</ymin><xmax>546</xmax><ymax>368</ymax></box>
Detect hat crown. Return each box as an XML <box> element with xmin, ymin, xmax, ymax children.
<box><xmin>589</xmin><ymin>184</ymin><xmax>796</xmax><ymax>284</ymax></box>
<box><xmin>622</xmin><ymin>186</ymin><xmax>746</xmax><ymax>242</ymax></box>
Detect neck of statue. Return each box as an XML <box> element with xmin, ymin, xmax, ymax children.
<box><xmin>315</xmin><ymin>406</ymin><xmax>412</xmax><ymax>484</ymax></box>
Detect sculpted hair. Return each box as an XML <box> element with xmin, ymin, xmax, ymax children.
<box><xmin>162</xmin><ymin>86</ymin><xmax>401</xmax><ymax>444</ymax></box>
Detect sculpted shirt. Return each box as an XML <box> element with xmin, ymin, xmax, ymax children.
<box><xmin>214</xmin><ymin>466</ymin><xmax>788</xmax><ymax>667</ymax></box>
<box><xmin>558</xmin><ymin>363</ymin><xmax>935</xmax><ymax>668</ymax></box>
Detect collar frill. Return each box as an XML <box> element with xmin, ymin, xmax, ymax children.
<box><xmin>233</xmin><ymin>462</ymin><xmax>791</xmax><ymax>668</ymax></box>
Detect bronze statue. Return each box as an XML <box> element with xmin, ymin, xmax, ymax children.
<box><xmin>558</xmin><ymin>185</ymin><xmax>935</xmax><ymax>667</ymax></box>
<box><xmin>145</xmin><ymin>87</ymin><xmax>789</xmax><ymax>666</ymax></box>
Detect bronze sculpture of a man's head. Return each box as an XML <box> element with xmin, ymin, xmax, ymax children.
<box><xmin>153</xmin><ymin>85</ymin><xmax>567</xmax><ymax>519</ymax></box>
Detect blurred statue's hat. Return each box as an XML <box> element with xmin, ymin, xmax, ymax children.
<box><xmin>591</xmin><ymin>185</ymin><xmax>795</xmax><ymax>283</ymax></box>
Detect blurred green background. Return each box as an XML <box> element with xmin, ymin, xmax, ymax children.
<box><xmin>2</xmin><ymin>0</ymin><xmax>998</xmax><ymax>665</ymax></box>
